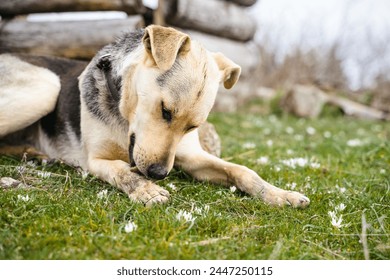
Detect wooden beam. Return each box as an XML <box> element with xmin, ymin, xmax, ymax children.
<box><xmin>0</xmin><ymin>16</ymin><xmax>144</xmax><ymax>59</ymax></box>
<box><xmin>0</xmin><ymin>0</ymin><xmax>144</xmax><ymax>18</ymax></box>
<box><xmin>163</xmin><ymin>0</ymin><xmax>256</xmax><ymax>42</ymax></box>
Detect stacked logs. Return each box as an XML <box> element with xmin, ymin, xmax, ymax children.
<box><xmin>0</xmin><ymin>0</ymin><xmax>259</xmax><ymax>111</ymax></box>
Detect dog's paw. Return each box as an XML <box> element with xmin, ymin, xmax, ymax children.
<box><xmin>262</xmin><ymin>189</ymin><xmax>310</xmax><ymax>209</ymax></box>
<box><xmin>128</xmin><ymin>182</ymin><xmax>170</xmax><ymax>207</ymax></box>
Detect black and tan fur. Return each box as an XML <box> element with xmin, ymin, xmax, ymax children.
<box><xmin>0</xmin><ymin>25</ymin><xmax>310</xmax><ymax>208</ymax></box>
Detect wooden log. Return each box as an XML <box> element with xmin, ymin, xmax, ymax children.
<box><xmin>0</xmin><ymin>16</ymin><xmax>144</xmax><ymax>59</ymax></box>
<box><xmin>0</xmin><ymin>0</ymin><xmax>144</xmax><ymax>18</ymax></box>
<box><xmin>184</xmin><ymin>29</ymin><xmax>260</xmax><ymax>77</ymax></box>
<box><xmin>224</xmin><ymin>0</ymin><xmax>258</xmax><ymax>6</ymax></box>
<box><xmin>163</xmin><ymin>0</ymin><xmax>256</xmax><ymax>42</ymax></box>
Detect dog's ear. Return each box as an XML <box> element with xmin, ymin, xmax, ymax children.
<box><xmin>212</xmin><ymin>52</ymin><xmax>241</xmax><ymax>89</ymax></box>
<box><xmin>142</xmin><ymin>25</ymin><xmax>191</xmax><ymax>71</ymax></box>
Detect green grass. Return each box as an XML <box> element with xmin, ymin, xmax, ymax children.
<box><xmin>1</xmin><ymin>101</ymin><xmax>389</xmax><ymax>260</ymax></box>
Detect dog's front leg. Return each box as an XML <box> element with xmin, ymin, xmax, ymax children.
<box><xmin>175</xmin><ymin>131</ymin><xmax>310</xmax><ymax>208</ymax></box>
<box><xmin>87</xmin><ymin>158</ymin><xmax>170</xmax><ymax>206</ymax></box>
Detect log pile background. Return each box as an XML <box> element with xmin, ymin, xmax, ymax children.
<box><xmin>0</xmin><ymin>0</ymin><xmax>259</xmax><ymax>111</ymax></box>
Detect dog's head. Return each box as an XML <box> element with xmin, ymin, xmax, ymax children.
<box><xmin>119</xmin><ymin>25</ymin><xmax>241</xmax><ymax>179</ymax></box>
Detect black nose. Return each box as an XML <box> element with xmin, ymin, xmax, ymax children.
<box><xmin>147</xmin><ymin>164</ymin><xmax>168</xmax><ymax>180</ymax></box>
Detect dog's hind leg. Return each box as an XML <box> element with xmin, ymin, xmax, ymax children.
<box><xmin>0</xmin><ymin>145</ymin><xmax>49</xmax><ymax>160</ymax></box>
<box><xmin>175</xmin><ymin>130</ymin><xmax>310</xmax><ymax>208</ymax></box>
<box><xmin>0</xmin><ymin>54</ymin><xmax>60</xmax><ymax>137</ymax></box>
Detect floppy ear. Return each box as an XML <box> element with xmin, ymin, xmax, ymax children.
<box><xmin>142</xmin><ymin>25</ymin><xmax>191</xmax><ymax>71</ymax></box>
<box><xmin>212</xmin><ymin>52</ymin><xmax>241</xmax><ymax>89</ymax></box>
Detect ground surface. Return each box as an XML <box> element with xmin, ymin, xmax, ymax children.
<box><xmin>1</xmin><ymin>102</ymin><xmax>389</xmax><ymax>259</ymax></box>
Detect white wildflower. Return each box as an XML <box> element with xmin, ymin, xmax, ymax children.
<box><xmin>17</xmin><ymin>194</ymin><xmax>30</xmax><ymax>202</ymax></box>
<box><xmin>192</xmin><ymin>204</ymin><xmax>210</xmax><ymax>217</ymax></box>
<box><xmin>286</xmin><ymin>182</ymin><xmax>297</xmax><ymax>190</ymax></box>
<box><xmin>26</xmin><ymin>161</ymin><xmax>36</xmax><ymax>167</ymax></box>
<box><xmin>263</xmin><ymin>128</ymin><xmax>271</xmax><ymax>135</ymax></box>
<box><xmin>287</xmin><ymin>149</ymin><xmax>293</xmax><ymax>155</ymax></box>
<box><xmin>256</xmin><ymin>156</ymin><xmax>269</xmax><ymax>165</ymax></box>
<box><xmin>310</xmin><ymin>162</ymin><xmax>321</xmax><ymax>169</ymax></box>
<box><xmin>274</xmin><ymin>166</ymin><xmax>281</xmax><ymax>172</ymax></box>
<box><xmin>306</xmin><ymin>126</ymin><xmax>316</xmax><ymax>135</ymax></box>
<box><xmin>281</xmin><ymin>158</ymin><xmax>320</xmax><ymax>169</ymax></box>
<box><xmin>37</xmin><ymin>171</ymin><xmax>51</xmax><ymax>179</ymax></box>
<box><xmin>242</xmin><ymin>142</ymin><xmax>256</xmax><ymax>149</ymax></box>
<box><xmin>281</xmin><ymin>157</ymin><xmax>308</xmax><ymax>168</ymax></box>
<box><xmin>81</xmin><ymin>170</ymin><xmax>89</xmax><ymax>180</ymax></box>
<box><xmin>266</xmin><ymin>140</ymin><xmax>273</xmax><ymax>147</ymax></box>
<box><xmin>124</xmin><ymin>220</ymin><xmax>138</xmax><ymax>233</ymax></box>
<box><xmin>324</xmin><ymin>131</ymin><xmax>332</xmax><ymax>138</ymax></box>
<box><xmin>176</xmin><ymin>210</ymin><xmax>196</xmax><ymax>223</ymax></box>
<box><xmin>230</xmin><ymin>186</ymin><xmax>237</xmax><ymax>193</ymax></box>
<box><xmin>380</xmin><ymin>169</ymin><xmax>386</xmax><ymax>175</ymax></box>
<box><xmin>167</xmin><ymin>183</ymin><xmax>177</xmax><ymax>191</ymax></box>
<box><xmin>328</xmin><ymin>211</ymin><xmax>343</xmax><ymax>229</ymax></box>
<box><xmin>347</xmin><ymin>139</ymin><xmax>363</xmax><ymax>147</ymax></box>
<box><xmin>335</xmin><ymin>203</ymin><xmax>346</xmax><ymax>212</ymax></box>
<box><xmin>286</xmin><ymin>127</ymin><xmax>294</xmax><ymax>134</ymax></box>
<box><xmin>97</xmin><ymin>189</ymin><xmax>108</xmax><ymax>199</ymax></box>
<box><xmin>294</xmin><ymin>134</ymin><xmax>304</xmax><ymax>141</ymax></box>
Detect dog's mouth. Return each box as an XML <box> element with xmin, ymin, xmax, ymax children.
<box><xmin>129</xmin><ymin>133</ymin><xmax>136</xmax><ymax>167</ymax></box>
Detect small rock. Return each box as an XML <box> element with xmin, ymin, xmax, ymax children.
<box><xmin>0</xmin><ymin>177</ymin><xmax>23</xmax><ymax>188</ymax></box>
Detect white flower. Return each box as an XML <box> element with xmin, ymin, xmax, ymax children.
<box><xmin>286</xmin><ymin>127</ymin><xmax>294</xmax><ymax>134</ymax></box>
<box><xmin>230</xmin><ymin>186</ymin><xmax>237</xmax><ymax>193</ymax></box>
<box><xmin>81</xmin><ymin>170</ymin><xmax>89</xmax><ymax>180</ymax></box>
<box><xmin>124</xmin><ymin>220</ymin><xmax>138</xmax><ymax>233</ymax></box>
<box><xmin>286</xmin><ymin>182</ymin><xmax>297</xmax><ymax>190</ymax></box>
<box><xmin>306</xmin><ymin>127</ymin><xmax>316</xmax><ymax>135</ymax></box>
<box><xmin>37</xmin><ymin>171</ymin><xmax>51</xmax><ymax>179</ymax></box>
<box><xmin>324</xmin><ymin>131</ymin><xmax>332</xmax><ymax>138</ymax></box>
<box><xmin>336</xmin><ymin>203</ymin><xmax>346</xmax><ymax>211</ymax></box>
<box><xmin>256</xmin><ymin>156</ymin><xmax>269</xmax><ymax>165</ymax></box>
<box><xmin>347</xmin><ymin>139</ymin><xmax>363</xmax><ymax>147</ymax></box>
<box><xmin>281</xmin><ymin>157</ymin><xmax>308</xmax><ymax>168</ymax></box>
<box><xmin>287</xmin><ymin>149</ymin><xmax>293</xmax><ymax>155</ymax></box>
<box><xmin>266</xmin><ymin>140</ymin><xmax>273</xmax><ymax>147</ymax></box>
<box><xmin>274</xmin><ymin>166</ymin><xmax>281</xmax><ymax>172</ymax></box>
<box><xmin>310</xmin><ymin>162</ymin><xmax>321</xmax><ymax>169</ymax></box>
<box><xmin>17</xmin><ymin>194</ymin><xmax>30</xmax><ymax>202</ymax></box>
<box><xmin>281</xmin><ymin>157</ymin><xmax>320</xmax><ymax>169</ymax></box>
<box><xmin>176</xmin><ymin>210</ymin><xmax>196</xmax><ymax>223</ymax></box>
<box><xmin>328</xmin><ymin>211</ymin><xmax>343</xmax><ymax>228</ymax></box>
<box><xmin>380</xmin><ymin>169</ymin><xmax>386</xmax><ymax>174</ymax></box>
<box><xmin>294</xmin><ymin>134</ymin><xmax>304</xmax><ymax>141</ymax></box>
<box><xmin>97</xmin><ymin>189</ymin><xmax>108</xmax><ymax>199</ymax></box>
<box><xmin>167</xmin><ymin>183</ymin><xmax>177</xmax><ymax>191</ymax></box>
<box><xmin>242</xmin><ymin>142</ymin><xmax>256</xmax><ymax>149</ymax></box>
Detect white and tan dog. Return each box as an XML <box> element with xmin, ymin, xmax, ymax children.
<box><xmin>0</xmin><ymin>25</ymin><xmax>309</xmax><ymax>208</ymax></box>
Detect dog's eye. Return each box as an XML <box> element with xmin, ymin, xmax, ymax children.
<box><xmin>161</xmin><ymin>102</ymin><xmax>172</xmax><ymax>122</ymax></box>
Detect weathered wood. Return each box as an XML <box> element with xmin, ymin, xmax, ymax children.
<box><xmin>224</xmin><ymin>0</ymin><xmax>258</xmax><ymax>6</ymax></box>
<box><xmin>164</xmin><ymin>0</ymin><xmax>256</xmax><ymax>42</ymax></box>
<box><xmin>0</xmin><ymin>0</ymin><xmax>144</xmax><ymax>17</ymax></box>
<box><xmin>184</xmin><ymin>29</ymin><xmax>260</xmax><ymax>77</ymax></box>
<box><xmin>0</xmin><ymin>16</ymin><xmax>144</xmax><ymax>59</ymax></box>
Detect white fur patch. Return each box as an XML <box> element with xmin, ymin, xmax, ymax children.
<box><xmin>0</xmin><ymin>54</ymin><xmax>60</xmax><ymax>137</ymax></box>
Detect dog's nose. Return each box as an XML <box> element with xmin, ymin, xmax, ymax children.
<box><xmin>147</xmin><ymin>164</ymin><xmax>168</xmax><ymax>180</ymax></box>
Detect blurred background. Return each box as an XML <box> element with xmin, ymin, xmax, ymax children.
<box><xmin>0</xmin><ymin>0</ymin><xmax>389</xmax><ymax>118</ymax></box>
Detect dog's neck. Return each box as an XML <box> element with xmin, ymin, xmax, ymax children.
<box><xmin>97</xmin><ymin>54</ymin><xmax>120</xmax><ymax>102</ymax></box>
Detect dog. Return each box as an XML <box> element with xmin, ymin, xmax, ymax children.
<box><xmin>0</xmin><ymin>25</ymin><xmax>310</xmax><ymax>208</ymax></box>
